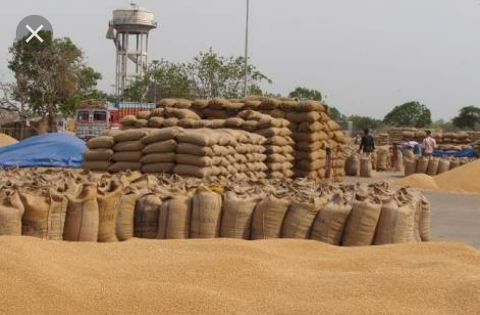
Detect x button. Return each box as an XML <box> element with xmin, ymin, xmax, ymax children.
<box><xmin>16</xmin><ymin>15</ymin><xmax>53</xmax><ymax>43</ymax></box>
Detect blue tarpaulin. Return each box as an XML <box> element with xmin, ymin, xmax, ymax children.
<box><xmin>0</xmin><ymin>133</ymin><xmax>86</xmax><ymax>168</ymax></box>
<box><xmin>433</xmin><ymin>148</ymin><xmax>478</xmax><ymax>158</ymax></box>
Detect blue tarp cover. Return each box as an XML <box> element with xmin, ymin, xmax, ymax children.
<box><xmin>0</xmin><ymin>133</ymin><xmax>86</xmax><ymax>168</ymax></box>
<box><xmin>433</xmin><ymin>148</ymin><xmax>478</xmax><ymax>158</ymax></box>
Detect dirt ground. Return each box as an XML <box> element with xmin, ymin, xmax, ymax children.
<box><xmin>345</xmin><ymin>171</ymin><xmax>480</xmax><ymax>248</ymax></box>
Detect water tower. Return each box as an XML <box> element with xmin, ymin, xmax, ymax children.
<box><xmin>106</xmin><ymin>3</ymin><xmax>157</xmax><ymax>96</ymax></box>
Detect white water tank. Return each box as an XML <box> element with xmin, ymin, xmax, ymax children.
<box><xmin>112</xmin><ymin>3</ymin><xmax>157</xmax><ymax>32</ymax></box>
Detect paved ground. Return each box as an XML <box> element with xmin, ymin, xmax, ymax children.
<box><xmin>344</xmin><ymin>173</ymin><xmax>480</xmax><ymax>248</ymax></box>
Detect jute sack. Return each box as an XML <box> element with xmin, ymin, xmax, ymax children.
<box><xmin>416</xmin><ymin>157</ymin><xmax>429</xmax><ymax>174</ymax></box>
<box><xmin>113</xmin><ymin>141</ymin><xmax>145</xmax><ymax>152</ymax></box>
<box><xmin>142</xmin><ymin>127</ymin><xmax>184</xmax><ymax>144</ymax></box>
<box><xmin>292</xmin><ymin>132</ymin><xmax>327</xmax><ymax>142</ymax></box>
<box><xmin>345</xmin><ymin>154</ymin><xmax>360</xmax><ymax>176</ymax></box>
<box><xmin>225</xmin><ymin>117</ymin><xmax>245</xmax><ymax>128</ymax></box>
<box><xmin>176</xmin><ymin>143</ymin><xmax>213</xmax><ymax>156</ymax></box>
<box><xmin>296</xmin><ymin>141</ymin><xmax>324</xmax><ymax>152</ymax></box>
<box><xmin>419</xmin><ymin>195</ymin><xmax>431</xmax><ymax>241</ymax></box>
<box><xmin>120</xmin><ymin>115</ymin><xmax>137</xmax><ymax>126</ymax></box>
<box><xmin>342</xmin><ymin>196</ymin><xmax>382</xmax><ymax>246</ymax></box>
<box><xmin>220</xmin><ymin>192</ymin><xmax>260</xmax><ymax>239</ymax></box>
<box><xmin>190</xmin><ymin>186</ymin><xmax>223</xmax><ymax>238</ymax></box>
<box><xmin>81</xmin><ymin>161</ymin><xmax>111</xmax><ymax>171</ymax></box>
<box><xmin>265</xmin><ymin>136</ymin><xmax>294</xmax><ymax>146</ymax></box>
<box><xmin>134</xmin><ymin>119</ymin><xmax>149</xmax><ymax>128</ymax></box>
<box><xmin>286</xmin><ymin>111</ymin><xmax>321</xmax><ymax>123</ymax></box>
<box><xmin>376</xmin><ymin>150</ymin><xmax>389</xmax><ymax>170</ymax></box>
<box><xmin>449</xmin><ymin>159</ymin><xmax>460</xmax><ymax>170</ymax></box>
<box><xmin>163</xmin><ymin>117</ymin><xmax>179</xmax><ymax>127</ymax></box>
<box><xmin>256</xmin><ymin>128</ymin><xmax>292</xmax><ymax>138</ymax></box>
<box><xmin>252</xmin><ymin>195</ymin><xmax>290</xmax><ymax>239</ymax></box>
<box><xmin>295</xmin><ymin>150</ymin><xmax>326</xmax><ymax>160</ymax></box>
<box><xmin>148</xmin><ymin>117</ymin><xmax>164</xmax><ymax>128</ymax></box>
<box><xmin>142</xmin><ymin>139</ymin><xmax>176</xmax><ymax>154</ymax></box>
<box><xmin>140</xmin><ymin>153</ymin><xmax>175</xmax><ymax>164</ymax></box>
<box><xmin>373</xmin><ymin>196</ymin><xmax>415</xmax><ymax>245</ymax></box>
<box><xmin>426</xmin><ymin>158</ymin><xmax>440</xmax><ymax>176</ymax></box>
<box><xmin>359</xmin><ymin>156</ymin><xmax>372</xmax><ymax>178</ymax></box>
<box><xmin>113</xmin><ymin>151</ymin><xmax>142</xmax><ymax>162</ymax></box>
<box><xmin>175</xmin><ymin>154</ymin><xmax>215</xmax><ymax>167</ymax></box>
<box><xmin>295</xmin><ymin>159</ymin><xmax>326</xmax><ymax>171</ymax></box>
<box><xmin>87</xmin><ymin>136</ymin><xmax>114</xmax><ymax>149</ymax></box>
<box><xmin>157</xmin><ymin>195</ymin><xmax>192</xmax><ymax>239</ymax></box>
<box><xmin>83</xmin><ymin>149</ymin><xmax>114</xmax><ymax>161</ymax></box>
<box><xmin>141</xmin><ymin>163</ymin><xmax>175</xmax><ymax>174</ymax></box>
<box><xmin>19</xmin><ymin>190</ymin><xmax>67</xmax><ymax>240</ymax></box>
<box><xmin>297</xmin><ymin>121</ymin><xmax>324</xmax><ymax>132</ymax></box>
<box><xmin>136</xmin><ymin>111</ymin><xmax>151</xmax><ymax>120</ymax></box>
<box><xmin>404</xmin><ymin>158</ymin><xmax>417</xmax><ymax>176</ymax></box>
<box><xmin>310</xmin><ymin>194</ymin><xmax>352</xmax><ymax>245</ymax></box>
<box><xmin>176</xmin><ymin>129</ymin><xmax>219</xmax><ymax>146</ymax></box>
<box><xmin>164</xmin><ymin>108</ymin><xmax>201</xmax><ymax>120</ymax></box>
<box><xmin>0</xmin><ymin>191</ymin><xmax>25</xmax><ymax>236</ymax></box>
<box><xmin>394</xmin><ymin>149</ymin><xmax>404</xmax><ymax>172</ymax></box>
<box><xmin>97</xmin><ymin>180</ymin><xmax>123</xmax><ymax>242</ymax></box>
<box><xmin>134</xmin><ymin>193</ymin><xmax>161</xmax><ymax>239</ymax></box>
<box><xmin>174</xmin><ymin>165</ymin><xmax>212</xmax><ymax>178</ymax></box>
<box><xmin>109</xmin><ymin>162</ymin><xmax>142</xmax><ymax>172</ymax></box>
<box><xmin>281</xmin><ymin>198</ymin><xmax>325</xmax><ymax>239</ymax></box>
<box><xmin>114</xmin><ymin>130</ymin><xmax>147</xmax><ymax>142</ymax></box>
<box><xmin>116</xmin><ymin>190</ymin><xmax>144</xmax><ymax>241</ymax></box>
<box><xmin>63</xmin><ymin>184</ymin><xmax>99</xmax><ymax>242</ymax></box>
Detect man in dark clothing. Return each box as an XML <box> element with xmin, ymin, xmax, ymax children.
<box><xmin>359</xmin><ymin>128</ymin><xmax>375</xmax><ymax>156</ymax></box>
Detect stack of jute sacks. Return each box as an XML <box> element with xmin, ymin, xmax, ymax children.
<box><xmin>404</xmin><ymin>156</ymin><xmax>474</xmax><ymax>177</ymax></box>
<box><xmin>110</xmin><ymin>129</ymin><xmax>151</xmax><ymax>172</ymax></box>
<box><xmin>174</xmin><ymin>128</ymin><xmax>267</xmax><ymax>180</ymax></box>
<box><xmin>82</xmin><ymin>134</ymin><xmax>116</xmax><ymax>172</ymax></box>
<box><xmin>0</xmin><ymin>168</ymin><xmax>431</xmax><ymax>246</ymax></box>
<box><xmin>140</xmin><ymin>127</ymin><xmax>183</xmax><ymax>174</ymax></box>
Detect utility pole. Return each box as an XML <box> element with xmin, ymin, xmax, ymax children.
<box><xmin>243</xmin><ymin>0</ymin><xmax>250</xmax><ymax>98</ymax></box>
<box><xmin>151</xmin><ymin>59</ymin><xmax>160</xmax><ymax>104</ymax></box>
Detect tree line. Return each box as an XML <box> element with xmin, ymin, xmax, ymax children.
<box><xmin>2</xmin><ymin>32</ymin><xmax>480</xmax><ymax>133</ymax></box>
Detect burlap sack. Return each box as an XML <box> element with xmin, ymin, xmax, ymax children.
<box><xmin>190</xmin><ymin>186</ymin><xmax>223</xmax><ymax>238</ymax></box>
<box><xmin>174</xmin><ymin>99</ymin><xmax>193</xmax><ymax>108</ymax></box>
<box><xmin>251</xmin><ymin>195</ymin><xmax>290</xmax><ymax>239</ymax></box>
<box><xmin>141</xmin><ymin>163</ymin><xmax>175</xmax><ymax>174</ymax></box>
<box><xmin>373</xmin><ymin>196</ymin><xmax>415</xmax><ymax>245</ymax></box>
<box><xmin>19</xmin><ymin>190</ymin><xmax>67</xmax><ymax>240</ymax></box>
<box><xmin>292</xmin><ymin>132</ymin><xmax>328</xmax><ymax>142</ymax></box>
<box><xmin>108</xmin><ymin>162</ymin><xmax>142</xmax><ymax>172</ymax></box>
<box><xmin>404</xmin><ymin>158</ymin><xmax>417</xmax><ymax>176</ymax></box>
<box><xmin>148</xmin><ymin>117</ymin><xmax>164</xmax><ymax>128</ymax></box>
<box><xmin>296</xmin><ymin>141</ymin><xmax>324</xmax><ymax>152</ymax></box>
<box><xmin>333</xmin><ymin>131</ymin><xmax>346</xmax><ymax>144</ymax></box>
<box><xmin>83</xmin><ymin>149</ymin><xmax>114</xmax><ymax>161</ymax></box>
<box><xmin>178</xmin><ymin>118</ymin><xmax>208</xmax><ymax>129</ymax></box>
<box><xmin>297</xmin><ymin>121</ymin><xmax>324</xmax><ymax>132</ymax></box>
<box><xmin>345</xmin><ymin>154</ymin><xmax>360</xmax><ymax>176</ymax></box>
<box><xmin>176</xmin><ymin>143</ymin><xmax>213</xmax><ymax>156</ymax></box>
<box><xmin>281</xmin><ymin>198</ymin><xmax>325</xmax><ymax>239</ymax></box>
<box><xmin>142</xmin><ymin>127</ymin><xmax>183</xmax><ymax>144</ymax></box>
<box><xmin>114</xmin><ymin>130</ymin><xmax>147</xmax><ymax>142</ymax></box>
<box><xmin>394</xmin><ymin>149</ymin><xmax>404</xmax><ymax>172</ymax></box>
<box><xmin>359</xmin><ymin>156</ymin><xmax>372</xmax><ymax>178</ymax></box>
<box><xmin>286</xmin><ymin>111</ymin><xmax>321</xmax><ymax>123</ymax></box>
<box><xmin>82</xmin><ymin>161</ymin><xmax>111</xmax><ymax>171</ymax></box>
<box><xmin>376</xmin><ymin>150</ymin><xmax>389</xmax><ymax>170</ymax></box>
<box><xmin>113</xmin><ymin>140</ymin><xmax>144</xmax><ymax>152</ymax></box>
<box><xmin>134</xmin><ymin>119</ymin><xmax>149</xmax><ymax>128</ymax></box>
<box><xmin>116</xmin><ymin>191</ymin><xmax>142</xmax><ymax>241</ymax></box>
<box><xmin>96</xmin><ymin>180</ymin><xmax>123</xmax><ymax>242</ymax></box>
<box><xmin>241</xmin><ymin>120</ymin><xmax>260</xmax><ymax>132</ymax></box>
<box><xmin>266</xmin><ymin>162</ymin><xmax>293</xmax><ymax>172</ymax></box>
<box><xmin>162</xmin><ymin>117</ymin><xmax>179</xmax><ymax>127</ymax></box>
<box><xmin>164</xmin><ymin>108</ymin><xmax>201</xmax><ymax>120</ymax></box>
<box><xmin>134</xmin><ymin>194</ymin><xmax>161</xmax><ymax>239</ymax></box>
<box><xmin>0</xmin><ymin>191</ymin><xmax>25</xmax><ymax>236</ymax></box>
<box><xmin>176</xmin><ymin>130</ymin><xmax>219</xmax><ymax>146</ymax></box>
<box><xmin>136</xmin><ymin>111</ymin><xmax>151</xmax><ymax>120</ymax></box>
<box><xmin>420</xmin><ymin>195</ymin><xmax>431</xmax><ymax>241</ymax></box>
<box><xmin>294</xmin><ymin>150</ymin><xmax>326</xmax><ymax>161</ymax></box>
<box><xmin>426</xmin><ymin>158</ymin><xmax>439</xmax><ymax>176</ymax></box>
<box><xmin>113</xmin><ymin>151</ymin><xmax>142</xmax><ymax>162</ymax></box>
<box><xmin>449</xmin><ymin>159</ymin><xmax>460</xmax><ymax>170</ymax></box>
<box><xmin>310</xmin><ymin>194</ymin><xmax>352</xmax><ymax>245</ymax></box>
<box><xmin>63</xmin><ymin>184</ymin><xmax>99</xmax><ymax>242</ymax></box>
<box><xmin>416</xmin><ymin>157</ymin><xmax>429</xmax><ymax>174</ymax></box>
<box><xmin>174</xmin><ymin>165</ymin><xmax>212</xmax><ymax>178</ymax></box>
<box><xmin>436</xmin><ymin>159</ymin><xmax>450</xmax><ymax>175</ymax></box>
<box><xmin>120</xmin><ymin>115</ymin><xmax>137</xmax><ymax>126</ymax></box>
<box><xmin>142</xmin><ymin>139</ymin><xmax>176</xmax><ymax>154</ymax></box>
<box><xmin>157</xmin><ymin>195</ymin><xmax>192</xmax><ymax>239</ymax></box>
<box><xmin>192</xmin><ymin>99</ymin><xmax>209</xmax><ymax>110</ymax></box>
<box><xmin>150</xmin><ymin>108</ymin><xmax>165</xmax><ymax>117</ymax></box>
<box><xmin>204</xmin><ymin>109</ymin><xmax>230</xmax><ymax>119</ymax></box>
<box><xmin>175</xmin><ymin>154</ymin><xmax>215</xmax><ymax>167</ymax></box>
<box><xmin>256</xmin><ymin>128</ymin><xmax>292</xmax><ymax>138</ymax></box>
<box><xmin>295</xmin><ymin>159</ymin><xmax>326</xmax><ymax>171</ymax></box>
<box><xmin>225</xmin><ymin>117</ymin><xmax>245</xmax><ymax>128</ymax></box>
<box><xmin>342</xmin><ymin>196</ymin><xmax>382</xmax><ymax>246</ymax></box>
<box><xmin>265</xmin><ymin>136</ymin><xmax>293</xmax><ymax>146</ymax></box>
<box><xmin>141</xmin><ymin>153</ymin><xmax>175</xmax><ymax>164</ymax></box>
<box><xmin>87</xmin><ymin>136</ymin><xmax>114</xmax><ymax>149</ymax></box>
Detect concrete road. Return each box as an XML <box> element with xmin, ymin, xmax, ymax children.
<box><xmin>424</xmin><ymin>191</ymin><xmax>480</xmax><ymax>248</ymax></box>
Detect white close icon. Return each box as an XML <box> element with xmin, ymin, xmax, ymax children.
<box><xmin>25</xmin><ymin>24</ymin><xmax>44</xmax><ymax>43</ymax></box>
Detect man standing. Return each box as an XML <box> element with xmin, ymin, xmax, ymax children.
<box><xmin>423</xmin><ymin>130</ymin><xmax>437</xmax><ymax>157</ymax></box>
<box><xmin>359</xmin><ymin>128</ymin><xmax>375</xmax><ymax>156</ymax></box>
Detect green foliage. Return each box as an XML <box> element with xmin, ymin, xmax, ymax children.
<box><xmin>452</xmin><ymin>106</ymin><xmax>480</xmax><ymax>130</ymax></box>
<box><xmin>187</xmin><ymin>48</ymin><xmax>271</xmax><ymax>99</ymax></box>
<box><xmin>348</xmin><ymin>115</ymin><xmax>384</xmax><ymax>131</ymax></box>
<box><xmin>8</xmin><ymin>31</ymin><xmax>103</xmax><ymax>117</ymax></box>
<box><xmin>288</xmin><ymin>87</ymin><xmax>322</xmax><ymax>101</ymax></box>
<box><xmin>383</xmin><ymin>101</ymin><xmax>432</xmax><ymax>128</ymax></box>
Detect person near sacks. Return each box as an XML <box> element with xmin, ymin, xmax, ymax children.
<box><xmin>359</xmin><ymin>128</ymin><xmax>375</xmax><ymax>157</ymax></box>
<box><xmin>422</xmin><ymin>130</ymin><xmax>437</xmax><ymax>157</ymax></box>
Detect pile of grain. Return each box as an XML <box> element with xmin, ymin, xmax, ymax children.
<box><xmin>0</xmin><ymin>133</ymin><xmax>17</xmax><ymax>147</ymax></box>
<box><xmin>0</xmin><ymin>237</ymin><xmax>478</xmax><ymax>315</ymax></box>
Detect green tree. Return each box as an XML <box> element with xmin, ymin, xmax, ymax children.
<box><xmin>187</xmin><ymin>48</ymin><xmax>271</xmax><ymax>99</ymax></box>
<box><xmin>348</xmin><ymin>115</ymin><xmax>384</xmax><ymax>131</ymax></box>
<box><xmin>288</xmin><ymin>87</ymin><xmax>322</xmax><ymax>101</ymax></box>
<box><xmin>383</xmin><ymin>101</ymin><xmax>432</xmax><ymax>127</ymax></box>
<box><xmin>8</xmin><ymin>30</ymin><xmax>102</xmax><ymax>119</ymax></box>
<box><xmin>452</xmin><ymin>106</ymin><xmax>480</xmax><ymax>130</ymax></box>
